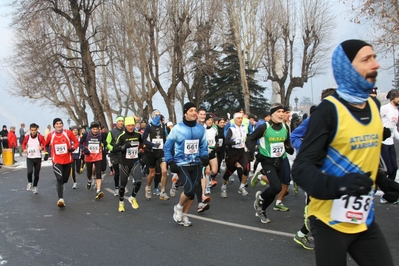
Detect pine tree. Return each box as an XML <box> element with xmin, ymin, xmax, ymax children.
<box><xmin>201</xmin><ymin>42</ymin><xmax>269</xmax><ymax>119</ymax></box>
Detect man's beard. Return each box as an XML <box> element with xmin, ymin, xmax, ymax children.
<box><xmin>365</xmin><ymin>71</ymin><xmax>378</xmax><ymax>82</ymax></box>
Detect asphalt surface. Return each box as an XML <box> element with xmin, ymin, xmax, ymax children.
<box><xmin>0</xmin><ymin>162</ymin><xmax>399</xmax><ymax>266</ymax></box>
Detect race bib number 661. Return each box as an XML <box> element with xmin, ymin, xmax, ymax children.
<box><xmin>184</xmin><ymin>139</ymin><xmax>199</xmax><ymax>155</ymax></box>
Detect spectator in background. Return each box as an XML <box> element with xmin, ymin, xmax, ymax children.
<box><xmin>290</xmin><ymin>113</ymin><xmax>301</xmax><ymax>132</ymax></box>
<box><xmin>8</xmin><ymin>126</ymin><xmax>18</xmax><ymax>163</ymax></box>
<box><xmin>18</xmin><ymin>123</ymin><xmax>26</xmax><ymax>157</ymax></box>
<box><xmin>1</xmin><ymin>125</ymin><xmax>9</xmax><ymax>148</ymax></box>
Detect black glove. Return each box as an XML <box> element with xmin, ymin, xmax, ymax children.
<box><xmin>383</xmin><ymin>127</ymin><xmax>391</xmax><ymax>141</ymax></box>
<box><xmin>125</xmin><ymin>142</ymin><xmax>132</xmax><ymax>148</ymax></box>
<box><xmin>43</xmin><ymin>153</ymin><xmax>49</xmax><ymax>161</ymax></box>
<box><xmin>83</xmin><ymin>148</ymin><xmax>90</xmax><ymax>155</ymax></box>
<box><xmin>376</xmin><ymin>172</ymin><xmax>399</xmax><ymax>203</ymax></box>
<box><xmin>337</xmin><ymin>172</ymin><xmax>373</xmax><ymax>197</ymax></box>
<box><xmin>153</xmin><ymin>143</ymin><xmax>161</xmax><ymax>148</ymax></box>
<box><xmin>285</xmin><ymin>146</ymin><xmax>294</xmax><ymax>155</ymax></box>
<box><xmin>68</xmin><ymin>147</ymin><xmax>75</xmax><ymax>152</ymax></box>
<box><xmin>169</xmin><ymin>161</ymin><xmax>180</xmax><ymax>173</ymax></box>
<box><xmin>201</xmin><ymin>157</ymin><xmax>209</xmax><ymax>167</ymax></box>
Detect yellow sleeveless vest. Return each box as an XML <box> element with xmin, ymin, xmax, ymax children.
<box><xmin>308</xmin><ymin>96</ymin><xmax>382</xmax><ymax>234</ymax></box>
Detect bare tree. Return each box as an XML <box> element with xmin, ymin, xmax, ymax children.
<box><xmin>9</xmin><ymin>0</ymin><xmax>108</xmax><ymax>128</ymax></box>
<box><xmin>261</xmin><ymin>0</ymin><xmax>333</xmax><ymax>106</ymax></box>
<box><xmin>347</xmin><ymin>0</ymin><xmax>399</xmax><ymax>47</ymax></box>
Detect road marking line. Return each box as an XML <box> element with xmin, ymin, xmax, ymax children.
<box><xmin>104</xmin><ymin>188</ymin><xmax>295</xmax><ymax>237</ymax></box>
<box><xmin>188</xmin><ymin>214</ymin><xmax>296</xmax><ymax>237</ymax></box>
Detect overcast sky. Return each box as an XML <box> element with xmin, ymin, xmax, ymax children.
<box><xmin>0</xmin><ymin>2</ymin><xmax>394</xmax><ymax>131</ymax></box>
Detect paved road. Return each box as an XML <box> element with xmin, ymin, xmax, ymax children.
<box><xmin>0</xmin><ymin>164</ymin><xmax>398</xmax><ymax>266</ymax></box>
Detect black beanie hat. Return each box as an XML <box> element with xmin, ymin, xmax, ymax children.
<box><xmin>341</xmin><ymin>39</ymin><xmax>371</xmax><ymax>62</ymax></box>
<box><xmin>183</xmin><ymin>102</ymin><xmax>196</xmax><ymax>114</ymax></box>
<box><xmin>53</xmin><ymin>118</ymin><xmax>63</xmax><ymax>127</ymax></box>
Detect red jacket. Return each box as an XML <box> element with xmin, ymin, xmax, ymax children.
<box><xmin>44</xmin><ymin>129</ymin><xmax>79</xmax><ymax>164</ymax></box>
<box><xmin>7</xmin><ymin>131</ymin><xmax>17</xmax><ymax>148</ymax></box>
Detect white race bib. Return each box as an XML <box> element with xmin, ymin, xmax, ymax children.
<box><xmin>88</xmin><ymin>143</ymin><xmax>100</xmax><ymax>154</ymax></box>
<box><xmin>125</xmin><ymin>147</ymin><xmax>139</xmax><ymax>159</ymax></box>
<box><xmin>218</xmin><ymin>138</ymin><xmax>223</xmax><ymax>146</ymax></box>
<box><xmin>184</xmin><ymin>139</ymin><xmax>199</xmax><ymax>155</ymax></box>
<box><xmin>207</xmin><ymin>139</ymin><xmax>215</xmax><ymax>147</ymax></box>
<box><xmin>27</xmin><ymin>147</ymin><xmax>41</xmax><ymax>158</ymax></box>
<box><xmin>54</xmin><ymin>144</ymin><xmax>67</xmax><ymax>155</ymax></box>
<box><xmin>330</xmin><ymin>194</ymin><xmax>372</xmax><ymax>224</ymax></box>
<box><xmin>270</xmin><ymin>142</ymin><xmax>285</xmax><ymax>158</ymax></box>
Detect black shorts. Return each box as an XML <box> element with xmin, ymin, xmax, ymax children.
<box><xmin>147</xmin><ymin>150</ymin><xmax>165</xmax><ymax>168</ymax></box>
<box><xmin>209</xmin><ymin>150</ymin><xmax>216</xmax><ymax>160</ymax></box>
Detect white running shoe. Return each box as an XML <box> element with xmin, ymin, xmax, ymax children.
<box><xmin>26</xmin><ymin>183</ymin><xmax>32</xmax><ymax>191</ymax></box>
<box><xmin>32</xmin><ymin>187</ymin><xmax>38</xmax><ymax>194</ymax></box>
<box><xmin>238</xmin><ymin>187</ymin><xmax>248</xmax><ymax>196</ymax></box>
<box><xmin>173</xmin><ymin>204</ymin><xmax>183</xmax><ymax>222</ymax></box>
<box><xmin>114</xmin><ymin>188</ymin><xmax>119</xmax><ymax>197</ymax></box>
<box><xmin>72</xmin><ymin>183</ymin><xmax>78</xmax><ymax>189</ymax></box>
<box><xmin>170</xmin><ymin>182</ymin><xmax>178</xmax><ymax>198</ymax></box>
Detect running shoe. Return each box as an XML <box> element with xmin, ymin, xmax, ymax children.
<box><xmin>251</xmin><ymin>171</ymin><xmax>260</xmax><ymax>187</ymax></box>
<box><xmin>179</xmin><ymin>214</ymin><xmax>192</xmax><ymax>227</ymax></box>
<box><xmin>118</xmin><ymin>201</ymin><xmax>125</xmax><ymax>212</ymax></box>
<box><xmin>153</xmin><ymin>188</ymin><xmax>161</xmax><ymax>195</ymax></box>
<box><xmin>173</xmin><ymin>204</ymin><xmax>183</xmax><ymax>223</ymax></box>
<box><xmin>109</xmin><ymin>171</ymin><xmax>115</xmax><ymax>176</ymax></box>
<box><xmin>228</xmin><ymin>176</ymin><xmax>234</xmax><ymax>184</ymax></box>
<box><xmin>238</xmin><ymin>187</ymin><xmax>248</xmax><ymax>196</ymax></box>
<box><xmin>293</xmin><ymin>182</ymin><xmax>299</xmax><ymax>194</ymax></box>
<box><xmin>57</xmin><ymin>198</ymin><xmax>66</xmax><ymax>208</ymax></box>
<box><xmin>72</xmin><ymin>182</ymin><xmax>78</xmax><ymax>189</ymax></box>
<box><xmin>114</xmin><ymin>188</ymin><xmax>119</xmax><ymax>197</ymax></box>
<box><xmin>380</xmin><ymin>196</ymin><xmax>388</xmax><ymax>204</ymax></box>
<box><xmin>95</xmin><ymin>191</ymin><xmax>104</xmax><ymax>200</ymax></box>
<box><xmin>254</xmin><ymin>191</ymin><xmax>263</xmax><ymax>212</ymax></box>
<box><xmin>221</xmin><ymin>187</ymin><xmax>227</xmax><ymax>198</ymax></box>
<box><xmin>128</xmin><ymin>196</ymin><xmax>139</xmax><ymax>209</ymax></box>
<box><xmin>145</xmin><ymin>186</ymin><xmax>152</xmax><ymax>200</ymax></box>
<box><xmin>172</xmin><ymin>174</ymin><xmax>179</xmax><ymax>183</ymax></box>
<box><xmin>255</xmin><ymin>211</ymin><xmax>270</xmax><ymax>224</ymax></box>
<box><xmin>125</xmin><ymin>187</ymin><xmax>129</xmax><ymax>194</ymax></box>
<box><xmin>260</xmin><ymin>180</ymin><xmax>267</xmax><ymax>186</ymax></box>
<box><xmin>26</xmin><ymin>182</ymin><xmax>32</xmax><ymax>191</ymax></box>
<box><xmin>86</xmin><ymin>180</ymin><xmax>92</xmax><ymax>190</ymax></box>
<box><xmin>202</xmin><ymin>194</ymin><xmax>211</xmax><ymax>203</ymax></box>
<box><xmin>170</xmin><ymin>182</ymin><xmax>178</xmax><ymax>198</ymax></box>
<box><xmin>294</xmin><ymin>233</ymin><xmax>314</xmax><ymax>250</ymax></box>
<box><xmin>273</xmin><ymin>202</ymin><xmax>289</xmax><ymax>211</ymax></box>
<box><xmin>197</xmin><ymin>202</ymin><xmax>210</xmax><ymax>213</ymax></box>
<box><xmin>205</xmin><ymin>186</ymin><xmax>211</xmax><ymax>195</ymax></box>
<box><xmin>159</xmin><ymin>191</ymin><xmax>170</xmax><ymax>201</ymax></box>
<box><xmin>210</xmin><ymin>179</ymin><xmax>218</xmax><ymax>187</ymax></box>
<box><xmin>32</xmin><ymin>187</ymin><xmax>38</xmax><ymax>194</ymax></box>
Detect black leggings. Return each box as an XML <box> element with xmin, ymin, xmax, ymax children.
<box><xmin>381</xmin><ymin>144</ymin><xmax>398</xmax><ymax>180</ymax></box>
<box><xmin>259</xmin><ymin>159</ymin><xmax>283</xmax><ymax>212</ymax></box>
<box><xmin>119</xmin><ymin>161</ymin><xmax>142</xmax><ymax>200</ymax></box>
<box><xmin>53</xmin><ymin>163</ymin><xmax>72</xmax><ymax>198</ymax></box>
<box><xmin>310</xmin><ymin>217</ymin><xmax>393</xmax><ymax>266</ymax></box>
<box><xmin>27</xmin><ymin>158</ymin><xmax>42</xmax><ymax>187</ymax></box>
<box><xmin>71</xmin><ymin>158</ymin><xmax>81</xmax><ymax>183</ymax></box>
<box><xmin>112</xmin><ymin>163</ymin><xmax>120</xmax><ymax>188</ymax></box>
